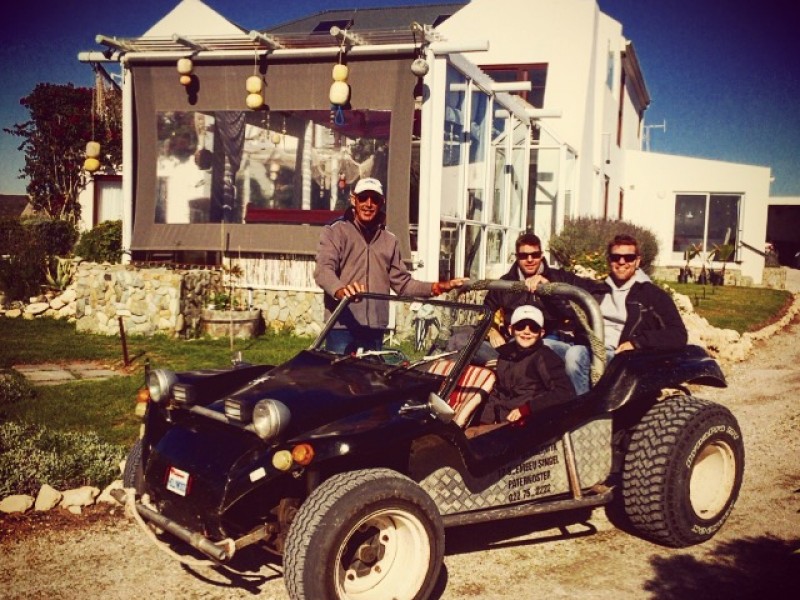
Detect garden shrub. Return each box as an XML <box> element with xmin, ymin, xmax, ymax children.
<box><xmin>0</xmin><ymin>420</ymin><xmax>125</xmax><ymax>497</ymax></box>
<box><xmin>0</xmin><ymin>217</ymin><xmax>79</xmax><ymax>301</ymax></box>
<box><xmin>25</xmin><ymin>217</ymin><xmax>79</xmax><ymax>257</ymax></box>
<box><xmin>0</xmin><ymin>226</ymin><xmax>48</xmax><ymax>301</ymax></box>
<box><xmin>548</xmin><ymin>217</ymin><xmax>659</xmax><ymax>278</ymax></box>
<box><xmin>0</xmin><ymin>370</ymin><xmax>35</xmax><ymax>409</ymax></box>
<box><xmin>0</xmin><ymin>218</ymin><xmax>24</xmax><ymax>256</ymax></box>
<box><xmin>74</xmin><ymin>220</ymin><xmax>122</xmax><ymax>263</ymax></box>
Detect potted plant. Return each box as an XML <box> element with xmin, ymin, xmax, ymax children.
<box><xmin>678</xmin><ymin>243</ymin><xmax>701</xmax><ymax>284</ymax></box>
<box><xmin>200</xmin><ymin>263</ymin><xmax>261</xmax><ymax>341</ymax></box>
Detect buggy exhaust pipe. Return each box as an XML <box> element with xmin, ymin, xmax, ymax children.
<box><xmin>111</xmin><ymin>488</ymin><xmax>232</xmax><ymax>562</ymax></box>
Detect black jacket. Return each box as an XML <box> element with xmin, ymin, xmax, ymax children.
<box><xmin>484</xmin><ymin>260</ymin><xmax>605</xmax><ymax>342</ymax></box>
<box><xmin>612</xmin><ymin>280</ymin><xmax>688</xmax><ymax>351</ymax></box>
<box><xmin>479</xmin><ymin>339</ymin><xmax>576</xmax><ymax>424</ymax></box>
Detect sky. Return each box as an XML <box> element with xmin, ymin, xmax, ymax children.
<box><xmin>1</xmin><ymin>0</ymin><xmax>798</xmax><ymax>197</ymax></box>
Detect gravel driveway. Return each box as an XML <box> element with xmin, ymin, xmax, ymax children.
<box><xmin>2</xmin><ymin>316</ymin><xmax>798</xmax><ymax>599</ymax></box>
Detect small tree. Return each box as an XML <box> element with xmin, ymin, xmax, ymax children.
<box><xmin>4</xmin><ymin>73</ymin><xmax>121</xmax><ymax>223</ymax></box>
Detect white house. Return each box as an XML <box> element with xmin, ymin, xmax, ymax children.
<box><xmin>78</xmin><ymin>0</ymin><xmax>779</xmax><ymax>288</ymax></box>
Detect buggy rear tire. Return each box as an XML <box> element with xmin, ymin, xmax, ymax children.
<box><xmin>621</xmin><ymin>395</ymin><xmax>744</xmax><ymax>547</ymax></box>
<box><xmin>122</xmin><ymin>439</ymin><xmax>145</xmax><ymax>494</ymax></box>
<box><xmin>284</xmin><ymin>468</ymin><xmax>444</xmax><ymax>600</ymax></box>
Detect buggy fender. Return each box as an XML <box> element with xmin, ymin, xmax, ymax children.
<box><xmin>591</xmin><ymin>344</ymin><xmax>727</xmax><ymax>412</ymax></box>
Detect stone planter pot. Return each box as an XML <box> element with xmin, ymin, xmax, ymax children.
<box><xmin>200</xmin><ymin>308</ymin><xmax>262</xmax><ymax>339</ymax></box>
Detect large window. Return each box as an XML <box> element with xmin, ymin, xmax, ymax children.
<box><xmin>155</xmin><ymin>110</ymin><xmax>389</xmax><ymax>224</ymax></box>
<box><xmin>433</xmin><ymin>65</ymin><xmax>531</xmax><ymax>280</ymax></box>
<box><xmin>480</xmin><ymin>64</ymin><xmax>548</xmax><ymax>108</ymax></box>
<box><xmin>673</xmin><ymin>194</ymin><xmax>741</xmax><ymax>255</ymax></box>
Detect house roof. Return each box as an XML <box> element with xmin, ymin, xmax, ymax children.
<box><xmin>143</xmin><ymin>0</ymin><xmax>246</xmax><ymax>37</ymax></box>
<box><xmin>0</xmin><ymin>195</ymin><xmax>31</xmax><ymax>220</ymax></box>
<box><xmin>266</xmin><ymin>3</ymin><xmax>467</xmax><ymax>37</ymax></box>
<box><xmin>90</xmin><ymin>1</ymin><xmax>466</xmax><ymax>57</ymax></box>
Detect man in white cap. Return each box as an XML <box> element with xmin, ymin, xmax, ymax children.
<box><xmin>314</xmin><ymin>177</ymin><xmax>466</xmax><ymax>353</ymax></box>
<box><xmin>478</xmin><ymin>304</ymin><xmax>575</xmax><ymax>425</ymax></box>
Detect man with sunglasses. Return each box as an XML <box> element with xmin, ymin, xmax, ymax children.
<box><xmin>550</xmin><ymin>233</ymin><xmax>688</xmax><ymax>394</ymax></box>
<box><xmin>315</xmin><ymin>177</ymin><xmax>466</xmax><ymax>353</ymax></box>
<box><xmin>478</xmin><ymin>305</ymin><xmax>575</xmax><ymax>425</ymax></box>
<box><xmin>483</xmin><ymin>232</ymin><xmax>602</xmax><ymax>370</ymax></box>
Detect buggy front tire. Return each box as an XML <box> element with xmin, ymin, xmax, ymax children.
<box><xmin>122</xmin><ymin>438</ymin><xmax>145</xmax><ymax>494</ymax></box>
<box><xmin>284</xmin><ymin>468</ymin><xmax>444</xmax><ymax>600</ymax></box>
<box><xmin>621</xmin><ymin>395</ymin><xmax>744</xmax><ymax>547</ymax></box>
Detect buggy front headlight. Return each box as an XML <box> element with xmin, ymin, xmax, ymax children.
<box><xmin>147</xmin><ymin>369</ymin><xmax>177</xmax><ymax>403</ymax></box>
<box><xmin>252</xmin><ymin>399</ymin><xmax>291</xmax><ymax>440</ymax></box>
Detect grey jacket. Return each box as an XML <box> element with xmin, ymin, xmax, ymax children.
<box><xmin>314</xmin><ymin>208</ymin><xmax>433</xmax><ymax>327</ymax></box>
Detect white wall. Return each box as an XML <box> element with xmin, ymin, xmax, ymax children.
<box><xmin>438</xmin><ymin>0</ymin><xmax>633</xmax><ymax>222</ymax></box>
<box><xmin>624</xmin><ymin>150</ymin><xmax>772</xmax><ymax>283</ymax></box>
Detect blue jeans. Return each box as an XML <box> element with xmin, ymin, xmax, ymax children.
<box><xmin>557</xmin><ymin>343</ymin><xmax>616</xmax><ymax>396</ymax></box>
<box><xmin>325</xmin><ymin>328</ymin><xmax>384</xmax><ymax>355</ymax></box>
<box><xmin>542</xmin><ymin>337</ymin><xmax>592</xmax><ymax>396</ymax></box>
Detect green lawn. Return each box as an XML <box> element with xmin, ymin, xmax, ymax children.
<box><xmin>666</xmin><ymin>282</ymin><xmax>793</xmax><ymax>333</ymax></box>
<box><xmin>0</xmin><ymin>319</ymin><xmax>310</xmax><ymax>446</ymax></box>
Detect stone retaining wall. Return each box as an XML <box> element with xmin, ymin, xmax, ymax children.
<box><xmin>69</xmin><ymin>262</ymin><xmax>325</xmax><ymax>338</ymax></box>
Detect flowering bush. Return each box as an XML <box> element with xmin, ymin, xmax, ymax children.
<box><xmin>0</xmin><ymin>421</ymin><xmax>125</xmax><ymax>497</ymax></box>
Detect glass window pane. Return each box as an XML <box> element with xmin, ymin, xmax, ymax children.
<box><xmin>442</xmin><ymin>67</ymin><xmax>467</xmax><ymax>218</ymax></box>
<box><xmin>155</xmin><ymin>109</ymin><xmax>390</xmax><ymax>224</ymax></box>
<box><xmin>464</xmin><ymin>224</ymin><xmax>482</xmax><ymax>279</ymax></box>
<box><xmin>466</xmin><ymin>88</ymin><xmax>489</xmax><ymax>221</ymax></box>
<box><xmin>491</xmin><ymin>111</ymin><xmax>507</xmax><ymax>225</ymax></box>
<box><xmin>708</xmin><ymin>195</ymin><xmax>740</xmax><ymax>250</ymax></box>
<box><xmin>486</xmin><ymin>228</ymin><xmax>504</xmax><ymax>278</ymax></box>
<box><xmin>439</xmin><ymin>221</ymin><xmax>460</xmax><ymax>280</ymax></box>
<box><xmin>673</xmin><ymin>194</ymin><xmax>706</xmax><ymax>253</ymax></box>
<box><xmin>509</xmin><ymin>118</ymin><xmax>527</xmax><ymax>228</ymax></box>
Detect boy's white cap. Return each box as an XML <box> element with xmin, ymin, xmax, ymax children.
<box><xmin>510</xmin><ymin>305</ymin><xmax>544</xmax><ymax>328</ymax></box>
<box><xmin>353</xmin><ymin>177</ymin><xmax>384</xmax><ymax>197</ymax></box>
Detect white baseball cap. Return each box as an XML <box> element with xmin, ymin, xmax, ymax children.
<box><xmin>509</xmin><ymin>305</ymin><xmax>544</xmax><ymax>328</ymax></box>
<box><xmin>353</xmin><ymin>177</ymin><xmax>384</xmax><ymax>197</ymax></box>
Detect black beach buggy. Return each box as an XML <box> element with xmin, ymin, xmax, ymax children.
<box><xmin>117</xmin><ymin>282</ymin><xmax>744</xmax><ymax>600</ymax></box>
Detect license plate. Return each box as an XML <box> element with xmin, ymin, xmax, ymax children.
<box><xmin>166</xmin><ymin>466</ymin><xmax>191</xmax><ymax>496</ymax></box>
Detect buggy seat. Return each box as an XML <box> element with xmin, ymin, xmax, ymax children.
<box><xmin>427</xmin><ymin>360</ymin><xmax>495</xmax><ymax>427</ymax></box>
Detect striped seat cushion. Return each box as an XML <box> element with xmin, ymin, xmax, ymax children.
<box><xmin>428</xmin><ymin>360</ymin><xmax>496</xmax><ymax>427</ymax></box>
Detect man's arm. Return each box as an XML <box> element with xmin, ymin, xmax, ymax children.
<box><xmin>628</xmin><ymin>285</ymin><xmax>688</xmax><ymax>351</ymax></box>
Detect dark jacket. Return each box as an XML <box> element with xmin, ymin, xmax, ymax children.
<box><xmin>479</xmin><ymin>339</ymin><xmax>576</xmax><ymax>424</ymax></box>
<box><xmin>484</xmin><ymin>260</ymin><xmax>605</xmax><ymax>343</ymax></box>
<box><xmin>610</xmin><ymin>279</ymin><xmax>688</xmax><ymax>351</ymax></box>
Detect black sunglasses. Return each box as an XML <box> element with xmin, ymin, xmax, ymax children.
<box><xmin>512</xmin><ymin>320</ymin><xmax>542</xmax><ymax>333</ymax></box>
<box><xmin>355</xmin><ymin>193</ymin><xmax>384</xmax><ymax>204</ymax></box>
<box><xmin>609</xmin><ymin>253</ymin><xmax>639</xmax><ymax>263</ymax></box>
<box><xmin>516</xmin><ymin>251</ymin><xmax>543</xmax><ymax>260</ymax></box>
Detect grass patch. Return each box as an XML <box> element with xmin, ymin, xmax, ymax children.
<box><xmin>0</xmin><ymin>317</ymin><xmax>311</xmax><ymax>370</ymax></box>
<box><xmin>0</xmin><ymin>318</ymin><xmax>311</xmax><ymax>449</ymax></box>
<box><xmin>666</xmin><ymin>283</ymin><xmax>793</xmax><ymax>333</ymax></box>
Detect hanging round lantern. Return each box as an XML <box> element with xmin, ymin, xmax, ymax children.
<box><xmin>246</xmin><ymin>75</ymin><xmax>263</xmax><ymax>94</ymax></box>
<box><xmin>246</xmin><ymin>92</ymin><xmax>264</xmax><ymax>110</ymax></box>
<box><xmin>85</xmin><ymin>141</ymin><xmax>101</xmax><ymax>159</ymax></box>
<box><xmin>179</xmin><ymin>75</ymin><xmax>192</xmax><ymax>87</ymax></box>
<box><xmin>84</xmin><ymin>157</ymin><xmax>101</xmax><ymax>173</ymax></box>
<box><xmin>329</xmin><ymin>80</ymin><xmax>349</xmax><ymax>106</ymax></box>
<box><xmin>332</xmin><ymin>63</ymin><xmax>349</xmax><ymax>82</ymax></box>
<box><xmin>177</xmin><ymin>58</ymin><xmax>193</xmax><ymax>75</ymax></box>
<box><xmin>411</xmin><ymin>57</ymin><xmax>429</xmax><ymax>77</ymax></box>
<box><xmin>269</xmin><ymin>161</ymin><xmax>280</xmax><ymax>181</ymax></box>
